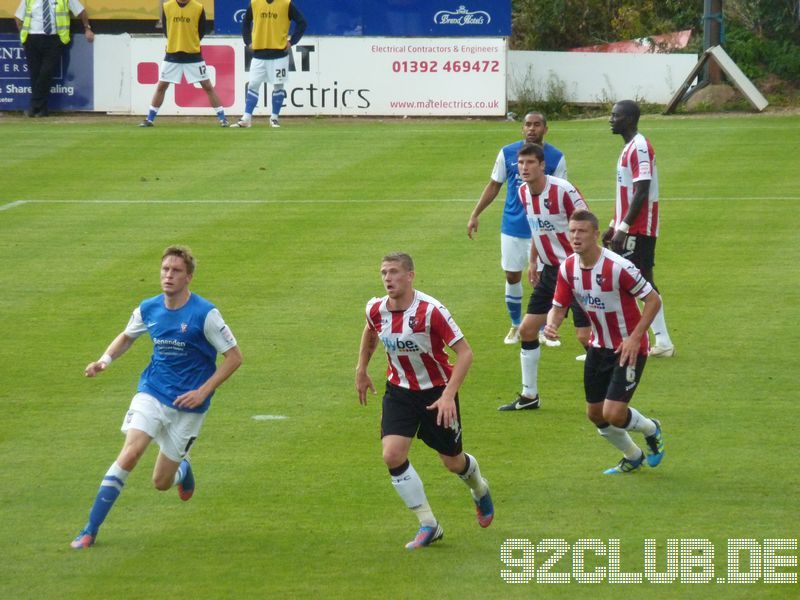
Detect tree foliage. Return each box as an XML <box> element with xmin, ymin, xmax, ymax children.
<box><xmin>510</xmin><ymin>0</ymin><xmax>800</xmax><ymax>81</ymax></box>
<box><xmin>510</xmin><ymin>0</ymin><xmax>699</xmax><ymax>51</ymax></box>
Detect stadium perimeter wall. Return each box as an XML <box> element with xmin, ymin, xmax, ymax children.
<box><xmin>0</xmin><ymin>34</ymin><xmax>697</xmax><ymax>115</ymax></box>
<box><xmin>508</xmin><ymin>50</ymin><xmax>698</xmax><ymax>106</ymax></box>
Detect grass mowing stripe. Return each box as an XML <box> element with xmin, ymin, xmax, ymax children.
<box><xmin>1</xmin><ymin>115</ymin><xmax>797</xmax><ymax>598</ymax></box>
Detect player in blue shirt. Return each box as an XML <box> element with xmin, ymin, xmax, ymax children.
<box><xmin>467</xmin><ymin>112</ymin><xmax>567</xmax><ymax>345</ymax></box>
<box><xmin>70</xmin><ymin>246</ymin><xmax>243</xmax><ymax>549</ymax></box>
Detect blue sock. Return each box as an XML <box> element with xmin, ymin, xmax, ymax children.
<box><xmin>244</xmin><ymin>87</ymin><xmax>259</xmax><ymax>117</ymax></box>
<box><xmin>271</xmin><ymin>89</ymin><xmax>286</xmax><ymax>117</ymax></box>
<box><xmin>214</xmin><ymin>107</ymin><xmax>225</xmax><ymax>121</ymax></box>
<box><xmin>505</xmin><ymin>281</ymin><xmax>523</xmax><ymax>327</ymax></box>
<box><xmin>146</xmin><ymin>106</ymin><xmax>158</xmax><ymax>122</ymax></box>
<box><xmin>85</xmin><ymin>462</ymin><xmax>129</xmax><ymax>534</ymax></box>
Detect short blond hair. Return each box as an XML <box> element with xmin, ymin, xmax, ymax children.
<box><xmin>162</xmin><ymin>245</ymin><xmax>196</xmax><ymax>274</ymax></box>
<box><xmin>381</xmin><ymin>252</ymin><xmax>414</xmax><ymax>272</ymax></box>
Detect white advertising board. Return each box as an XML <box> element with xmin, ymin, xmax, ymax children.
<box><xmin>125</xmin><ymin>35</ymin><xmax>506</xmax><ymax>116</ymax></box>
<box><xmin>508</xmin><ymin>50</ymin><xmax>698</xmax><ymax>104</ymax></box>
<box><xmin>93</xmin><ymin>33</ymin><xmax>132</xmax><ymax>112</ymax></box>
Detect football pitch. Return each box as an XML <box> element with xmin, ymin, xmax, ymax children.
<box><xmin>1</xmin><ymin>112</ymin><xmax>798</xmax><ymax>598</ymax></box>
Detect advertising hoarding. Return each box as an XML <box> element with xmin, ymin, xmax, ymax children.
<box><xmin>130</xmin><ymin>35</ymin><xmax>505</xmax><ymax>116</ymax></box>
<box><xmin>0</xmin><ymin>33</ymin><xmax>94</xmax><ymax>110</ymax></box>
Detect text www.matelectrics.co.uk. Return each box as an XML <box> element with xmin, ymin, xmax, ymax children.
<box><xmin>389</xmin><ymin>99</ymin><xmax>500</xmax><ymax>110</ymax></box>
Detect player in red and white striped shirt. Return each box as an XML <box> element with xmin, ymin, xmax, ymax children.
<box><xmin>355</xmin><ymin>252</ymin><xmax>493</xmax><ymax>549</ymax></box>
<box><xmin>604</xmin><ymin>100</ymin><xmax>675</xmax><ymax>357</ymax></box>
<box><xmin>498</xmin><ymin>143</ymin><xmax>591</xmax><ymax>411</ymax></box>
<box><xmin>545</xmin><ymin>210</ymin><xmax>666</xmax><ymax>474</ymax></box>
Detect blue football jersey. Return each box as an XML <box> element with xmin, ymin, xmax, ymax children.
<box><xmin>137</xmin><ymin>293</ymin><xmax>219</xmax><ymax>414</ymax></box>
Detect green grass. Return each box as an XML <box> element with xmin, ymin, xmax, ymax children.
<box><xmin>1</xmin><ymin>113</ymin><xmax>799</xmax><ymax>598</ymax></box>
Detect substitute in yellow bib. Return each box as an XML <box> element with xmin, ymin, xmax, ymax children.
<box><xmin>139</xmin><ymin>0</ymin><xmax>229</xmax><ymax>128</ymax></box>
<box><xmin>14</xmin><ymin>0</ymin><xmax>94</xmax><ymax>117</ymax></box>
<box><xmin>230</xmin><ymin>0</ymin><xmax>307</xmax><ymax>129</ymax></box>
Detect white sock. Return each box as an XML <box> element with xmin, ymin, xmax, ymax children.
<box><xmin>107</xmin><ymin>461</ymin><xmax>130</xmax><ymax>483</ymax></box>
<box><xmin>598</xmin><ymin>425</ymin><xmax>643</xmax><ymax>461</ymax></box>
<box><xmin>650</xmin><ymin>303</ymin><xmax>673</xmax><ymax>347</ymax></box>
<box><xmin>458</xmin><ymin>453</ymin><xmax>488</xmax><ymax>499</ymax></box>
<box><xmin>625</xmin><ymin>407</ymin><xmax>657</xmax><ymax>436</ymax></box>
<box><xmin>391</xmin><ymin>462</ymin><xmax>436</xmax><ymax>527</ymax></box>
<box><xmin>520</xmin><ymin>346</ymin><xmax>540</xmax><ymax>398</ymax></box>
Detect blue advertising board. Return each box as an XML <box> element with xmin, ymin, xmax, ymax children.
<box><xmin>0</xmin><ymin>34</ymin><xmax>94</xmax><ymax>111</ymax></box>
<box><xmin>214</xmin><ymin>0</ymin><xmax>511</xmax><ymax>37</ymax></box>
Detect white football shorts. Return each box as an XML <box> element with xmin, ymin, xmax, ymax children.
<box><xmin>159</xmin><ymin>60</ymin><xmax>211</xmax><ymax>84</ymax></box>
<box><xmin>500</xmin><ymin>233</ymin><xmax>532</xmax><ymax>272</ymax></box>
<box><xmin>247</xmin><ymin>55</ymin><xmax>290</xmax><ymax>87</ymax></box>
<box><xmin>121</xmin><ymin>392</ymin><xmax>206</xmax><ymax>462</ymax></box>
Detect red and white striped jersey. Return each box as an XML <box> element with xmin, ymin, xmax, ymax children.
<box><xmin>554</xmin><ymin>248</ymin><xmax>654</xmax><ymax>355</ymax></box>
<box><xmin>519</xmin><ymin>175</ymin><xmax>589</xmax><ymax>267</ymax></box>
<box><xmin>366</xmin><ymin>290</ymin><xmax>463</xmax><ymax>390</ymax></box>
<box><xmin>615</xmin><ymin>133</ymin><xmax>660</xmax><ymax>237</ymax></box>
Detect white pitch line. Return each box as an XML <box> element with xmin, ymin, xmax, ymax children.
<box><xmin>18</xmin><ymin>198</ymin><xmax>475</xmax><ymax>204</ymax></box>
<box><xmin>0</xmin><ymin>201</ymin><xmax>27</xmax><ymax>211</ymax></box>
<box><xmin>14</xmin><ymin>196</ymin><xmax>800</xmax><ymax>205</ymax></box>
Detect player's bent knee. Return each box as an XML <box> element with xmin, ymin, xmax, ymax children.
<box><xmin>602</xmin><ymin>407</ymin><xmax>627</xmax><ymax>428</ymax></box>
<box><xmin>518</xmin><ymin>318</ymin><xmax>541</xmax><ymax>340</ymax></box>
<box><xmin>440</xmin><ymin>453</ymin><xmax>465</xmax><ymax>473</ymax></box>
<box><xmin>586</xmin><ymin>405</ymin><xmax>605</xmax><ymax>425</ymax></box>
<box><xmin>382</xmin><ymin>447</ymin><xmax>408</xmax><ymax>468</ymax></box>
<box><xmin>587</xmin><ymin>414</ymin><xmax>606</xmax><ymax>427</ymax></box>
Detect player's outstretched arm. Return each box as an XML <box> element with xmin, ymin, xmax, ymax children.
<box><xmin>468</xmin><ymin>180</ymin><xmax>502</xmax><ymax>239</ymax></box>
<box><xmin>356</xmin><ymin>325</ymin><xmax>378</xmax><ymax>405</ymax></box>
<box><xmin>84</xmin><ymin>333</ymin><xmax>136</xmax><ymax>377</ymax></box>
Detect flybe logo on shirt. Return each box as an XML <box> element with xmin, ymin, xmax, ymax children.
<box><xmin>529</xmin><ymin>217</ymin><xmax>556</xmax><ymax>233</ymax></box>
<box><xmin>579</xmin><ymin>293</ymin><xmax>606</xmax><ymax>310</ymax></box>
<box><xmin>380</xmin><ymin>336</ymin><xmax>420</xmax><ymax>353</ymax></box>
